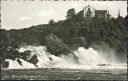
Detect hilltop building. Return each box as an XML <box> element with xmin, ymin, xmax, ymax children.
<box><xmin>95</xmin><ymin>10</ymin><xmax>110</xmax><ymax>19</ymax></box>
<box><xmin>77</xmin><ymin>5</ymin><xmax>111</xmax><ymax>19</ymax></box>
<box><xmin>83</xmin><ymin>5</ymin><xmax>95</xmax><ymax>18</ymax></box>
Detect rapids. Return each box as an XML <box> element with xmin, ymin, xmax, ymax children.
<box><xmin>4</xmin><ymin>46</ymin><xmax>127</xmax><ymax>70</ymax></box>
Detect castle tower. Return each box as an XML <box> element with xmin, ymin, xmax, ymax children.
<box><xmin>83</xmin><ymin>5</ymin><xmax>95</xmax><ymax>18</ymax></box>
<box><xmin>107</xmin><ymin>10</ymin><xmax>110</xmax><ymax>19</ymax></box>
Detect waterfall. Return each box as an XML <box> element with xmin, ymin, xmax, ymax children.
<box><xmin>5</xmin><ymin>46</ymin><xmax>126</xmax><ymax>69</ymax></box>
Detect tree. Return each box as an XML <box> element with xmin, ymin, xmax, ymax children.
<box><xmin>45</xmin><ymin>33</ymin><xmax>70</xmax><ymax>56</ymax></box>
<box><xmin>66</xmin><ymin>8</ymin><xmax>76</xmax><ymax>19</ymax></box>
<box><xmin>48</xmin><ymin>19</ymin><xmax>55</xmax><ymax>25</ymax></box>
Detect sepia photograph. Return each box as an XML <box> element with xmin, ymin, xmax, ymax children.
<box><xmin>0</xmin><ymin>0</ymin><xmax>128</xmax><ymax>80</ymax></box>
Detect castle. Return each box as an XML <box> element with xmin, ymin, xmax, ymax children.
<box><xmin>77</xmin><ymin>5</ymin><xmax>111</xmax><ymax>19</ymax></box>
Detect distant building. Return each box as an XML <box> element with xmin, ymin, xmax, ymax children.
<box><xmin>77</xmin><ymin>5</ymin><xmax>111</xmax><ymax>19</ymax></box>
<box><xmin>95</xmin><ymin>10</ymin><xmax>109</xmax><ymax>19</ymax></box>
<box><xmin>83</xmin><ymin>5</ymin><xmax>95</xmax><ymax>18</ymax></box>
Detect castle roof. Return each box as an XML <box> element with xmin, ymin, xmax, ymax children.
<box><xmin>95</xmin><ymin>10</ymin><xmax>107</xmax><ymax>14</ymax></box>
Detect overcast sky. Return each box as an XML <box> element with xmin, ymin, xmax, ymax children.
<box><xmin>1</xmin><ymin>1</ymin><xmax>127</xmax><ymax>30</ymax></box>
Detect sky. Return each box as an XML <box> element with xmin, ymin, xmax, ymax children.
<box><xmin>1</xmin><ymin>1</ymin><xmax>127</xmax><ymax>30</ymax></box>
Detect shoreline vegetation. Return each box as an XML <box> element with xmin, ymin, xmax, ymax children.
<box><xmin>0</xmin><ymin>8</ymin><xmax>128</xmax><ymax>68</ymax></box>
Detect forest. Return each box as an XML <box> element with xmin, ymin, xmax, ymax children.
<box><xmin>0</xmin><ymin>8</ymin><xmax>128</xmax><ymax>67</ymax></box>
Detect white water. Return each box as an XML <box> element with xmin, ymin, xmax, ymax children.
<box><xmin>5</xmin><ymin>46</ymin><xmax>127</xmax><ymax>70</ymax></box>
<box><xmin>5</xmin><ymin>59</ymin><xmax>36</xmax><ymax>69</ymax></box>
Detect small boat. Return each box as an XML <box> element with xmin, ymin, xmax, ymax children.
<box><xmin>97</xmin><ymin>63</ymin><xmax>111</xmax><ymax>66</ymax></box>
